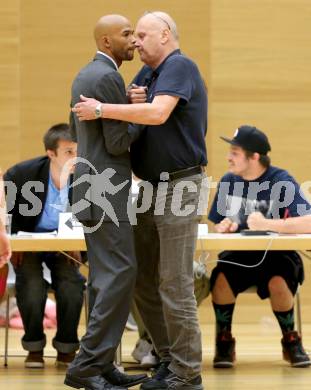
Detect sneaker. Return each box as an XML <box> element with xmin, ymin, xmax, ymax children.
<box><xmin>126</xmin><ymin>313</ymin><xmax>138</xmax><ymax>331</ymax></box>
<box><xmin>141</xmin><ymin>350</ymin><xmax>160</xmax><ymax>368</ymax></box>
<box><xmin>141</xmin><ymin>362</ymin><xmax>170</xmax><ymax>389</ymax></box>
<box><xmin>25</xmin><ymin>351</ymin><xmax>44</xmax><ymax>368</ymax></box>
<box><xmin>166</xmin><ymin>373</ymin><xmax>203</xmax><ymax>390</ymax></box>
<box><xmin>132</xmin><ymin>339</ymin><xmax>153</xmax><ymax>362</ymax></box>
<box><xmin>282</xmin><ymin>331</ymin><xmax>311</xmax><ymax>367</ymax></box>
<box><xmin>213</xmin><ymin>331</ymin><xmax>236</xmax><ymax>368</ymax></box>
<box><xmin>55</xmin><ymin>351</ymin><xmax>76</xmax><ymax>368</ymax></box>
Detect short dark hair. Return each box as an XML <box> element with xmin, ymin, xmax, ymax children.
<box><xmin>43</xmin><ymin>123</ymin><xmax>73</xmax><ymax>151</ymax></box>
<box><xmin>245</xmin><ymin>149</ymin><xmax>271</xmax><ymax>168</ymax></box>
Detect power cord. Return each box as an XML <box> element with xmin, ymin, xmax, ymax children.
<box><xmin>197</xmin><ymin>234</ymin><xmax>277</xmax><ymax>269</ymax></box>
<box><xmin>58</xmin><ymin>250</ymin><xmax>89</xmax><ymax>268</ymax></box>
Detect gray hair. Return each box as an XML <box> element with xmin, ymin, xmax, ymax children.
<box><xmin>143</xmin><ymin>11</ymin><xmax>179</xmax><ymax>40</ymax></box>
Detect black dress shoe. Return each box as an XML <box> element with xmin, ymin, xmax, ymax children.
<box><xmin>103</xmin><ymin>367</ymin><xmax>148</xmax><ymax>388</ymax></box>
<box><xmin>64</xmin><ymin>372</ymin><xmax>128</xmax><ymax>390</ymax></box>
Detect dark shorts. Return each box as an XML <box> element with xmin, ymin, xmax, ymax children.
<box><xmin>210</xmin><ymin>250</ymin><xmax>304</xmax><ymax>299</ymax></box>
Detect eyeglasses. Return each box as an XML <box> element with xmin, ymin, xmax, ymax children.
<box><xmin>145</xmin><ymin>11</ymin><xmax>171</xmax><ymax>31</ymax></box>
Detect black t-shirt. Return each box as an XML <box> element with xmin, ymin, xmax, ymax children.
<box><xmin>208</xmin><ymin>165</ymin><xmax>311</xmax><ymax>230</ymax></box>
<box><xmin>130</xmin><ymin>50</ymin><xmax>208</xmax><ymax>181</ymax></box>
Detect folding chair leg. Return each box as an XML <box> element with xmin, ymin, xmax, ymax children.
<box><xmin>296</xmin><ymin>289</ymin><xmax>302</xmax><ymax>337</ymax></box>
<box><xmin>4</xmin><ymin>293</ymin><xmax>10</xmax><ymax>367</ymax></box>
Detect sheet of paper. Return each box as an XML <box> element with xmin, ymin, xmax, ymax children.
<box><xmin>16</xmin><ymin>230</ymin><xmax>57</xmax><ymax>237</ymax></box>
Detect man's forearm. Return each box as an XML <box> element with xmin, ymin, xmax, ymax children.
<box><xmin>102</xmin><ymin>102</ymin><xmax>166</xmax><ymax>125</ymax></box>
<box><xmin>73</xmin><ymin>94</ymin><xmax>179</xmax><ymax>124</ymax></box>
<box><xmin>263</xmin><ymin>215</ymin><xmax>311</xmax><ymax>234</ymax></box>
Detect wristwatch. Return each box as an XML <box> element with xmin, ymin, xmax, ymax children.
<box><xmin>94</xmin><ymin>103</ymin><xmax>102</xmax><ymax>119</ymax></box>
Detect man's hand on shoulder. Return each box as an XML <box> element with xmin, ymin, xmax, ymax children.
<box><xmin>214</xmin><ymin>218</ymin><xmax>238</xmax><ymax>233</ymax></box>
<box><xmin>72</xmin><ymin>95</ymin><xmax>101</xmax><ymax>121</ymax></box>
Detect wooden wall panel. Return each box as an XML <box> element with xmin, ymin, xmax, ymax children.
<box><xmin>207</xmin><ymin>1</ymin><xmax>311</xmax><ymax>302</ymax></box>
<box><xmin>1</xmin><ymin>0</ymin><xmax>310</xmax><ymax>200</ymax></box>
<box><xmin>209</xmin><ymin>102</ymin><xmax>311</xmax><ymax>184</ymax></box>
<box><xmin>1</xmin><ymin>0</ymin><xmax>311</xmax><ymax>318</ymax></box>
<box><xmin>17</xmin><ymin>0</ymin><xmax>209</xmax><ymax>162</ymax></box>
<box><xmin>208</xmin><ymin>0</ymin><xmax>311</xmax><ymax>187</ymax></box>
<box><xmin>1</xmin><ymin>0</ymin><xmax>310</xmax><ymax>204</ymax></box>
<box><xmin>210</xmin><ymin>0</ymin><xmax>311</xmax><ymax>102</ymax></box>
<box><xmin>0</xmin><ymin>1</ymin><xmax>20</xmax><ymax>169</ymax></box>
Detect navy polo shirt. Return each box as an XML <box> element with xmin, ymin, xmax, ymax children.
<box><xmin>208</xmin><ymin>166</ymin><xmax>311</xmax><ymax>230</ymax></box>
<box><xmin>130</xmin><ymin>50</ymin><xmax>208</xmax><ymax>181</ymax></box>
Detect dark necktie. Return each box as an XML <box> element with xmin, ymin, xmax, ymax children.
<box><xmin>145</xmin><ymin>71</ymin><xmax>158</xmax><ymax>102</ymax></box>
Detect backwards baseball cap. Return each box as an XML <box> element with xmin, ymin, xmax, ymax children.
<box><xmin>220</xmin><ymin>125</ymin><xmax>271</xmax><ymax>155</ymax></box>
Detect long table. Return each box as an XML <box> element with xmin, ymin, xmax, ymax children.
<box><xmin>10</xmin><ymin>233</ymin><xmax>311</xmax><ymax>252</ymax></box>
<box><xmin>8</xmin><ymin>232</ymin><xmax>311</xmax><ymax>365</ymax></box>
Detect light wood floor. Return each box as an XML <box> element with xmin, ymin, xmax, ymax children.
<box><xmin>1</xmin><ymin>297</ymin><xmax>311</xmax><ymax>390</ymax></box>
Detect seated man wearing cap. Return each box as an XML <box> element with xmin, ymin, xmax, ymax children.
<box><xmin>208</xmin><ymin>125</ymin><xmax>311</xmax><ymax>368</ymax></box>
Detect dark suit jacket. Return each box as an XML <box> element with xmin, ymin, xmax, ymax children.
<box><xmin>70</xmin><ymin>53</ymin><xmax>136</xmax><ymax>222</ymax></box>
<box><xmin>4</xmin><ymin>156</ymin><xmax>51</xmax><ymax>234</ymax></box>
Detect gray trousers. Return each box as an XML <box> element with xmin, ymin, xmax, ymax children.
<box><xmin>69</xmin><ymin>221</ymin><xmax>137</xmax><ymax>377</ymax></box>
<box><xmin>131</xmin><ymin>260</ymin><xmax>210</xmax><ymax>341</ymax></box>
<box><xmin>134</xmin><ymin>173</ymin><xmax>206</xmax><ymax>379</ymax></box>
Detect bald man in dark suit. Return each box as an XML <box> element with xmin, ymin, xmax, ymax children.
<box><xmin>65</xmin><ymin>15</ymin><xmax>146</xmax><ymax>390</ymax></box>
